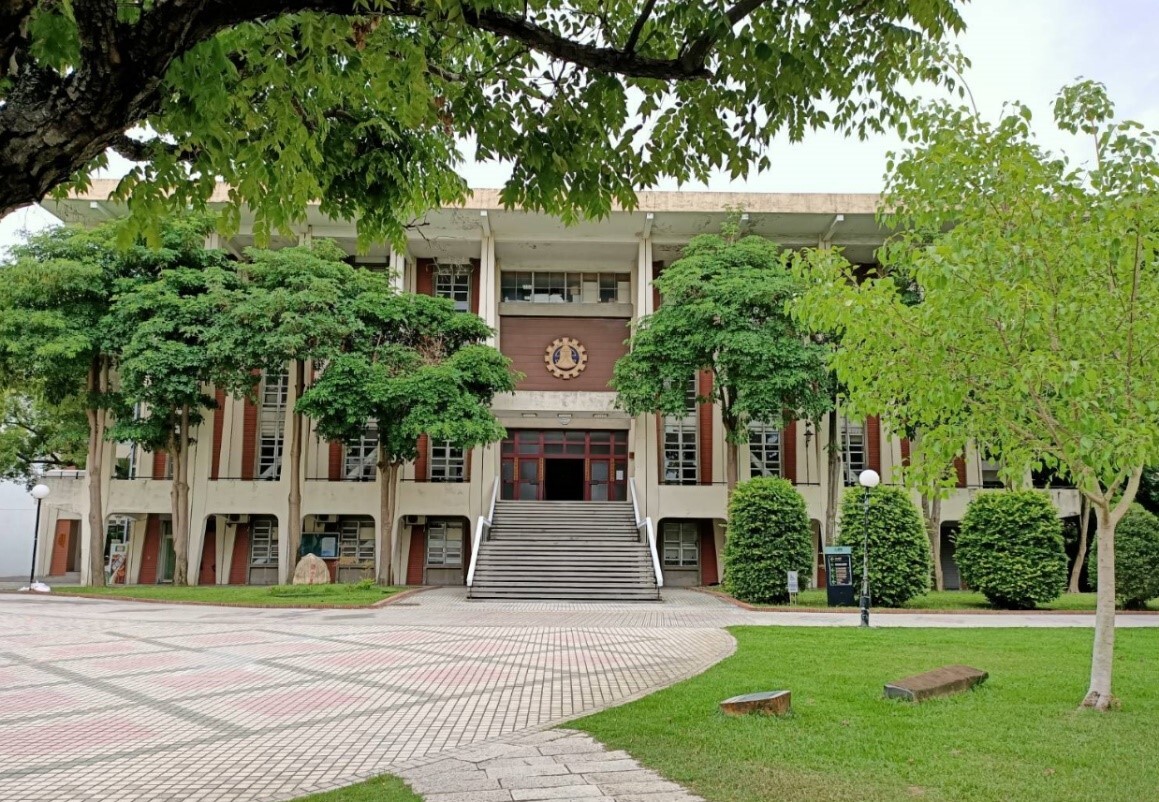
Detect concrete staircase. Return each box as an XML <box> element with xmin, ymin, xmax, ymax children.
<box><xmin>468</xmin><ymin>500</ymin><xmax>660</xmax><ymax>601</ymax></box>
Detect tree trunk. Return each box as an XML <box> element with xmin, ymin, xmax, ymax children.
<box><xmin>724</xmin><ymin>438</ymin><xmax>739</xmax><ymax>496</ymax></box>
<box><xmin>84</xmin><ymin>358</ymin><xmax>108</xmax><ymax>587</ymax></box>
<box><xmin>1069</xmin><ymin>495</ymin><xmax>1091</xmax><ymax>593</ymax></box>
<box><xmin>824</xmin><ymin>411</ymin><xmax>841</xmax><ymax>545</ymax></box>
<box><xmin>922</xmin><ymin>493</ymin><xmax>944</xmax><ymax>590</ymax></box>
<box><xmin>1083</xmin><ymin>502</ymin><xmax>1117</xmax><ymax>710</ymax></box>
<box><xmin>284</xmin><ymin>359</ymin><xmax>305</xmax><ymax>584</ymax></box>
<box><xmin>378</xmin><ymin>460</ymin><xmax>401</xmax><ymax>585</ymax></box>
<box><xmin>170</xmin><ymin>405</ymin><xmax>191</xmax><ymax>586</ymax></box>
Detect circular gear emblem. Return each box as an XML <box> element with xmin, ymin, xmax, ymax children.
<box><xmin>545</xmin><ymin>337</ymin><xmax>588</xmax><ymax>380</ymax></box>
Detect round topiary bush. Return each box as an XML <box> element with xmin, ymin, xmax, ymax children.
<box><xmin>837</xmin><ymin>485</ymin><xmax>931</xmax><ymax>607</ymax></box>
<box><xmin>956</xmin><ymin>490</ymin><xmax>1067</xmax><ymax>609</ymax></box>
<box><xmin>723</xmin><ymin>477</ymin><xmax>813</xmax><ymax>604</ymax></box>
<box><xmin>1091</xmin><ymin>505</ymin><xmax>1159</xmax><ymax>610</ymax></box>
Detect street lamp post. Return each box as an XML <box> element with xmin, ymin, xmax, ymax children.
<box><xmin>28</xmin><ymin>483</ymin><xmax>51</xmax><ymax>587</ymax></box>
<box><xmin>857</xmin><ymin>469</ymin><xmax>880</xmax><ymax>628</ymax></box>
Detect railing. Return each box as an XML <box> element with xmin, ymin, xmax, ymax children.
<box><xmin>629</xmin><ymin>479</ymin><xmax>664</xmax><ymax>589</ymax></box>
<box><xmin>466</xmin><ymin>477</ymin><xmax>500</xmax><ymax>589</ymax></box>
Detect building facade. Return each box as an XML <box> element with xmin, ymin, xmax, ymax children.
<box><xmin>34</xmin><ymin>186</ymin><xmax>1082</xmax><ymax>591</ymax></box>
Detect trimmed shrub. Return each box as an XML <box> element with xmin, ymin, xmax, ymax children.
<box><xmin>724</xmin><ymin>477</ymin><xmax>813</xmax><ymax>604</ymax></box>
<box><xmin>1091</xmin><ymin>505</ymin><xmax>1159</xmax><ymax>610</ymax></box>
<box><xmin>956</xmin><ymin>491</ymin><xmax>1067</xmax><ymax>609</ymax></box>
<box><xmin>837</xmin><ymin>485</ymin><xmax>931</xmax><ymax>607</ymax></box>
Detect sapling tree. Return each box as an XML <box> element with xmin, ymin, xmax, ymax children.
<box><xmin>298</xmin><ymin>288</ymin><xmax>517</xmax><ymax>584</ymax></box>
<box><xmin>613</xmin><ymin>230</ymin><xmax>833</xmax><ymax>492</ymax></box>
<box><xmin>793</xmin><ymin>81</ymin><xmax>1159</xmax><ymax>709</ymax></box>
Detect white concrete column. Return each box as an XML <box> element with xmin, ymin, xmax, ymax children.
<box><xmin>479</xmin><ymin>228</ymin><xmax>498</xmax><ymax>347</ymax></box>
<box><xmin>632</xmin><ymin>234</ymin><xmax>658</xmax><ymax>520</ymax></box>
<box><xmin>388</xmin><ymin>246</ymin><xmax>406</xmax><ymax>293</ymax></box>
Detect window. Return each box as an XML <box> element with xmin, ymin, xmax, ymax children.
<box><xmin>258</xmin><ymin>371</ymin><xmax>289</xmax><ymax>480</ymax></box>
<box><xmin>842</xmin><ymin>419</ymin><xmax>865</xmax><ymax>486</ymax></box>
<box><xmin>430</xmin><ymin>440</ymin><xmax>466</xmax><ymax>482</ymax></box>
<box><xmin>434</xmin><ymin>265</ymin><xmax>471</xmax><ymax>311</ymax></box>
<box><xmin>249</xmin><ymin>517</ymin><xmax>279</xmax><ymax>566</ymax></box>
<box><xmin>663</xmin><ymin>377</ymin><xmax>699</xmax><ymax>485</ymax></box>
<box><xmin>662</xmin><ymin>521</ymin><xmax>699</xmax><ymax>567</ymax></box>
<box><xmin>980</xmin><ymin>455</ymin><xmax>1003</xmax><ymax>488</ymax></box>
<box><xmin>748</xmin><ymin>422</ymin><xmax>781</xmax><ymax>477</ymax></box>
<box><xmin>426</xmin><ymin>519</ymin><xmax>464</xmax><ymax>567</ymax></box>
<box><xmin>338</xmin><ymin>518</ymin><xmax>375</xmax><ymax>563</ymax></box>
<box><xmin>345</xmin><ymin>424</ymin><xmax>378</xmax><ymax>481</ymax></box>
<box><xmin>499</xmin><ymin>270</ymin><xmax>631</xmax><ymax>304</ymax></box>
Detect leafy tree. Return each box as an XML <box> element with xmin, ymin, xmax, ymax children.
<box><xmin>1</xmin><ymin>2</ymin><xmax>966</xmax><ymax>235</ymax></box>
<box><xmin>836</xmin><ymin>484</ymin><xmax>930</xmax><ymax>608</ymax></box>
<box><xmin>108</xmin><ymin>241</ymin><xmax>239</xmax><ymax>586</ymax></box>
<box><xmin>298</xmin><ymin>289</ymin><xmax>517</xmax><ymax>584</ymax></box>
<box><xmin>613</xmin><ymin>231</ymin><xmax>833</xmax><ymax>491</ymax></box>
<box><xmin>956</xmin><ymin>491</ymin><xmax>1068</xmax><ymax>610</ymax></box>
<box><xmin>0</xmin><ymin>222</ymin><xmax>168</xmax><ymax>585</ymax></box>
<box><xmin>723</xmin><ymin>477</ymin><xmax>812</xmax><ymax>604</ymax></box>
<box><xmin>0</xmin><ymin>386</ymin><xmax>88</xmax><ymax>485</ymax></box>
<box><xmin>793</xmin><ymin>82</ymin><xmax>1159</xmax><ymax>709</ymax></box>
<box><xmin>212</xmin><ymin>242</ymin><xmax>363</xmax><ymax>582</ymax></box>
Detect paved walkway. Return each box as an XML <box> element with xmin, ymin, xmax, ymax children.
<box><xmin>1</xmin><ymin>588</ymin><xmax>1156</xmax><ymax>802</ymax></box>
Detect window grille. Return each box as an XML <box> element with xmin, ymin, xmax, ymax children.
<box><xmin>842</xmin><ymin>419</ymin><xmax>866</xmax><ymax>486</ymax></box>
<box><xmin>338</xmin><ymin>518</ymin><xmax>375</xmax><ymax>563</ymax></box>
<box><xmin>662</xmin><ymin>377</ymin><xmax>699</xmax><ymax>485</ymax></box>
<box><xmin>258</xmin><ymin>370</ymin><xmax>289</xmax><ymax>480</ymax></box>
<box><xmin>662</xmin><ymin>521</ymin><xmax>699</xmax><ymax>567</ymax></box>
<box><xmin>426</xmin><ymin>519</ymin><xmax>464</xmax><ymax>567</ymax></box>
<box><xmin>249</xmin><ymin>517</ymin><xmax>279</xmax><ymax>565</ymax></box>
<box><xmin>429</xmin><ymin>440</ymin><xmax>466</xmax><ymax>482</ymax></box>
<box><xmin>344</xmin><ymin>424</ymin><xmax>378</xmax><ymax>481</ymax></box>
<box><xmin>434</xmin><ymin>264</ymin><xmax>471</xmax><ymax>311</ymax></box>
<box><xmin>748</xmin><ymin>422</ymin><xmax>781</xmax><ymax>477</ymax></box>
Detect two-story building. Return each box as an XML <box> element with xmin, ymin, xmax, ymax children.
<box><xmin>32</xmin><ymin>185</ymin><xmax>1081</xmax><ymax>597</ymax></box>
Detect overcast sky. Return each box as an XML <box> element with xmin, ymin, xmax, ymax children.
<box><xmin>2</xmin><ymin>0</ymin><xmax>1156</xmax><ymax>251</ymax></box>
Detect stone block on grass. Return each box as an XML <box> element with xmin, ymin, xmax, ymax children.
<box><xmin>292</xmin><ymin>554</ymin><xmax>331</xmax><ymax>585</ymax></box>
<box><xmin>719</xmin><ymin>690</ymin><xmax>791</xmax><ymax>716</ymax></box>
<box><xmin>884</xmin><ymin>665</ymin><xmax>987</xmax><ymax>702</ymax></box>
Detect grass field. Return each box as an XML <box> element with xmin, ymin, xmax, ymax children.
<box><xmin>731</xmin><ymin>588</ymin><xmax>1159</xmax><ymax>611</ymax></box>
<box><xmin>573</xmin><ymin>627</ymin><xmax>1159</xmax><ymax>802</ymax></box>
<box><xmin>294</xmin><ymin>775</ymin><xmax>421</xmax><ymax>801</ymax></box>
<box><xmin>49</xmin><ymin>583</ymin><xmax>407</xmax><ymax>607</ymax></box>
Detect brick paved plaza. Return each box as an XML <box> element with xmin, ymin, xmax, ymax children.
<box><xmin>2</xmin><ymin>589</ymin><xmax>1156</xmax><ymax>801</ymax></box>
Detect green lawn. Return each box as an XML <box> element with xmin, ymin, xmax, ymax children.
<box><xmin>735</xmin><ymin>588</ymin><xmax>1159</xmax><ymax>612</ymax></box>
<box><xmin>49</xmin><ymin>582</ymin><xmax>407</xmax><ymax>607</ymax></box>
<box><xmin>293</xmin><ymin>775</ymin><xmax>421</xmax><ymax>801</ymax></box>
<box><xmin>573</xmin><ymin>627</ymin><xmax>1159</xmax><ymax>802</ymax></box>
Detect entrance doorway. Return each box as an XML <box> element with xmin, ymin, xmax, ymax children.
<box><xmin>501</xmin><ymin>429</ymin><xmax>628</xmax><ymax>501</ymax></box>
<box><xmin>544</xmin><ymin>459</ymin><xmax>585</xmax><ymax>500</ymax></box>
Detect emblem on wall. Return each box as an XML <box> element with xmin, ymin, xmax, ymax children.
<box><xmin>544</xmin><ymin>337</ymin><xmax>588</xmax><ymax>380</ymax></box>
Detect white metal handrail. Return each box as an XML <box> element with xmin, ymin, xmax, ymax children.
<box><xmin>630</xmin><ymin>479</ymin><xmax>664</xmax><ymax>588</ymax></box>
<box><xmin>467</xmin><ymin>478</ymin><xmax>500</xmax><ymax>588</ymax></box>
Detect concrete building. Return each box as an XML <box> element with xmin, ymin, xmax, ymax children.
<box><xmin>32</xmin><ymin>185</ymin><xmax>1081</xmax><ymax>597</ymax></box>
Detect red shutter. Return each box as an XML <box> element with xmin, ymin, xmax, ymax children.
<box><xmin>151</xmin><ymin>451</ymin><xmax>167</xmax><ymax>480</ymax></box>
<box><xmin>953</xmin><ymin>455</ymin><xmax>968</xmax><ymax>488</ymax></box>
<box><xmin>469</xmin><ymin>258</ymin><xmax>481</xmax><ymax>314</ymax></box>
<box><xmin>782</xmin><ymin>420</ymin><xmax>797</xmax><ymax>484</ymax></box>
<box><xmin>199</xmin><ymin>527</ymin><xmax>217</xmax><ymax>585</ymax></box>
<box><xmin>328</xmin><ymin>441</ymin><xmax>343</xmax><ymax>481</ymax></box>
<box><xmin>241</xmin><ymin>397</ymin><xmax>257</xmax><ymax>480</ymax></box>
<box><xmin>415</xmin><ymin>435</ymin><xmax>429</xmax><ymax>482</ymax></box>
<box><xmin>651</xmin><ymin>260</ymin><xmax>664</xmax><ymax>310</ymax></box>
<box><xmin>406</xmin><ymin>526</ymin><xmax>426</xmax><ymax>585</ymax></box>
<box><xmin>138</xmin><ymin>515</ymin><xmax>161</xmax><ymax>584</ymax></box>
<box><xmin>49</xmin><ymin>520</ymin><xmax>72</xmax><ymax>575</ymax></box>
<box><xmin>697</xmin><ymin>370</ymin><xmax>713</xmax><ymax>485</ymax></box>
<box><xmin>416</xmin><ymin>258</ymin><xmax>435</xmax><ymax>296</ymax></box>
<box><xmin>866</xmin><ymin>415</ymin><xmax>882</xmax><ymax>474</ymax></box>
<box><xmin>700</xmin><ymin>523</ymin><xmax>719</xmax><ymax>585</ymax></box>
<box><xmin>228</xmin><ymin>524</ymin><xmax>250</xmax><ymax>584</ymax></box>
<box><xmin>900</xmin><ymin>437</ymin><xmax>912</xmax><ymax>468</ymax></box>
<box><xmin>210</xmin><ymin>388</ymin><xmax>226</xmax><ymax>480</ymax></box>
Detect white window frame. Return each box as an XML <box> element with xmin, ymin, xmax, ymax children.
<box><xmin>842</xmin><ymin>419</ymin><xmax>866</xmax><ymax>486</ymax></box>
<box><xmin>345</xmin><ymin>424</ymin><xmax>378</xmax><ymax>481</ymax></box>
<box><xmin>426</xmin><ymin>519</ymin><xmax>464</xmax><ymax>567</ymax></box>
<box><xmin>434</xmin><ymin>264</ymin><xmax>471</xmax><ymax>312</ymax></box>
<box><xmin>748</xmin><ymin>422</ymin><xmax>782</xmax><ymax>478</ymax></box>
<box><xmin>258</xmin><ymin>370</ymin><xmax>289</xmax><ymax>480</ymax></box>
<box><xmin>663</xmin><ymin>377</ymin><xmax>699</xmax><ymax>485</ymax></box>
<box><xmin>499</xmin><ymin>270</ymin><xmax>632</xmax><ymax>304</ymax></box>
<box><xmin>429</xmin><ymin>439</ymin><xmax>466</xmax><ymax>483</ymax></box>
<box><xmin>249</xmin><ymin>517</ymin><xmax>279</xmax><ymax>566</ymax></box>
<box><xmin>338</xmin><ymin>518</ymin><xmax>375</xmax><ymax>564</ymax></box>
<box><xmin>662</xmin><ymin>521</ymin><xmax>699</xmax><ymax>567</ymax></box>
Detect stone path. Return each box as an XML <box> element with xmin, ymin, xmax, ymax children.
<box><xmin>1</xmin><ymin>588</ymin><xmax>1155</xmax><ymax>802</ymax></box>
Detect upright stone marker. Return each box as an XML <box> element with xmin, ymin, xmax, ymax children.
<box><xmin>293</xmin><ymin>554</ymin><xmax>332</xmax><ymax>585</ymax></box>
<box><xmin>884</xmin><ymin>665</ymin><xmax>988</xmax><ymax>702</ymax></box>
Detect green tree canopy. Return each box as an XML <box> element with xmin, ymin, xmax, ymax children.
<box><xmin>298</xmin><ymin>290</ymin><xmax>517</xmax><ymax>583</ymax></box>
<box><xmin>0</xmin><ymin>386</ymin><xmax>88</xmax><ymax>485</ymax></box>
<box><xmin>793</xmin><ymin>81</ymin><xmax>1159</xmax><ymax>709</ymax></box>
<box><xmin>613</xmin><ymin>231</ymin><xmax>833</xmax><ymax>489</ymax></box>
<box><xmin>2</xmin><ymin>2</ymin><xmax>966</xmax><ymax>239</ymax></box>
